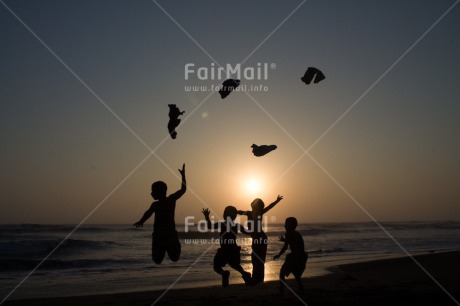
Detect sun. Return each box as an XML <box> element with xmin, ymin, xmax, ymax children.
<box><xmin>246</xmin><ymin>179</ymin><xmax>261</xmax><ymax>195</ymax></box>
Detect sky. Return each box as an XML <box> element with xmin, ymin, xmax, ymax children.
<box><xmin>0</xmin><ymin>0</ymin><xmax>459</xmax><ymax>224</ymax></box>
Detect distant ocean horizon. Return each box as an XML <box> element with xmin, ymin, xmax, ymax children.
<box><xmin>1</xmin><ymin>221</ymin><xmax>460</xmax><ymax>300</ymax></box>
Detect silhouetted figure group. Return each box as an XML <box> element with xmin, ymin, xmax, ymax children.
<box><xmin>134</xmin><ymin>169</ymin><xmax>307</xmax><ymax>292</ymax></box>
<box><xmin>201</xmin><ymin>198</ymin><xmax>307</xmax><ymax>290</ymax></box>
<box><xmin>137</xmin><ymin>66</ymin><xmax>322</xmax><ymax>293</ymax></box>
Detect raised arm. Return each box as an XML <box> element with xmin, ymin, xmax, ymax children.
<box><xmin>171</xmin><ymin>164</ymin><xmax>187</xmax><ymax>200</ymax></box>
<box><xmin>262</xmin><ymin>195</ymin><xmax>283</xmax><ymax>214</ymax></box>
<box><xmin>202</xmin><ymin>208</ymin><xmax>219</xmax><ymax>230</ymax></box>
<box><xmin>133</xmin><ymin>204</ymin><xmax>155</xmax><ymax>228</ymax></box>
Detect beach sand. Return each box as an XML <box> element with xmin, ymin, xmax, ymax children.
<box><xmin>3</xmin><ymin>251</ymin><xmax>459</xmax><ymax>306</ymax></box>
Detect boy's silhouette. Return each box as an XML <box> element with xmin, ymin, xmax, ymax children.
<box><xmin>168</xmin><ymin>104</ymin><xmax>185</xmax><ymax>139</ymax></box>
<box><xmin>134</xmin><ymin>164</ymin><xmax>186</xmax><ymax>264</ymax></box>
<box><xmin>237</xmin><ymin>195</ymin><xmax>283</xmax><ymax>285</ymax></box>
<box><xmin>273</xmin><ymin>217</ymin><xmax>308</xmax><ymax>292</ymax></box>
<box><xmin>202</xmin><ymin>207</ymin><xmax>251</xmax><ymax>287</ymax></box>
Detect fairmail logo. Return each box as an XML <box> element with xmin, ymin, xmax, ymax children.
<box><xmin>184</xmin><ymin>63</ymin><xmax>276</xmax><ymax>81</ymax></box>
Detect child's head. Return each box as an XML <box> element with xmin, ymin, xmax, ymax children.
<box><xmin>284</xmin><ymin>217</ymin><xmax>298</xmax><ymax>232</ymax></box>
<box><xmin>250</xmin><ymin>198</ymin><xmax>265</xmax><ymax>212</ymax></box>
<box><xmin>151</xmin><ymin>181</ymin><xmax>167</xmax><ymax>199</ymax></box>
<box><xmin>223</xmin><ymin>206</ymin><xmax>238</xmax><ymax>221</ymax></box>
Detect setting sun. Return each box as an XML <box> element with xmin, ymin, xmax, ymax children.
<box><xmin>245</xmin><ymin>179</ymin><xmax>261</xmax><ymax>195</ymax></box>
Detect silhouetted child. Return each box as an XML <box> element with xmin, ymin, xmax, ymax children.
<box><xmin>134</xmin><ymin>164</ymin><xmax>186</xmax><ymax>264</ymax></box>
<box><xmin>167</xmin><ymin>104</ymin><xmax>185</xmax><ymax>139</ymax></box>
<box><xmin>202</xmin><ymin>207</ymin><xmax>251</xmax><ymax>287</ymax></box>
<box><xmin>237</xmin><ymin>195</ymin><xmax>283</xmax><ymax>285</ymax></box>
<box><xmin>273</xmin><ymin>217</ymin><xmax>308</xmax><ymax>292</ymax></box>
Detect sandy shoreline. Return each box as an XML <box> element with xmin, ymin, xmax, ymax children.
<box><xmin>3</xmin><ymin>250</ymin><xmax>460</xmax><ymax>305</ymax></box>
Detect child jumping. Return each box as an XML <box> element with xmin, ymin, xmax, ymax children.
<box><xmin>237</xmin><ymin>195</ymin><xmax>283</xmax><ymax>285</ymax></box>
<box><xmin>202</xmin><ymin>207</ymin><xmax>251</xmax><ymax>287</ymax></box>
<box><xmin>134</xmin><ymin>164</ymin><xmax>186</xmax><ymax>264</ymax></box>
<box><xmin>273</xmin><ymin>217</ymin><xmax>308</xmax><ymax>292</ymax></box>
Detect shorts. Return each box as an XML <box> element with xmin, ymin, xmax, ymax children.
<box><xmin>152</xmin><ymin>231</ymin><xmax>181</xmax><ymax>254</ymax></box>
<box><xmin>214</xmin><ymin>246</ymin><xmax>241</xmax><ymax>268</ymax></box>
<box><xmin>281</xmin><ymin>252</ymin><xmax>308</xmax><ymax>278</ymax></box>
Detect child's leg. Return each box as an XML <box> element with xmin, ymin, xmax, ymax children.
<box><xmin>279</xmin><ymin>263</ymin><xmax>288</xmax><ymax>292</ymax></box>
<box><xmin>152</xmin><ymin>250</ymin><xmax>166</xmax><ymax>264</ymax></box>
<box><xmin>259</xmin><ymin>240</ymin><xmax>267</xmax><ymax>282</ymax></box>
<box><xmin>229</xmin><ymin>263</ymin><xmax>245</xmax><ymax>275</ymax></box>
<box><xmin>229</xmin><ymin>263</ymin><xmax>251</xmax><ymax>284</ymax></box>
<box><xmin>214</xmin><ymin>264</ymin><xmax>224</xmax><ymax>275</ymax></box>
<box><xmin>279</xmin><ymin>254</ymin><xmax>295</xmax><ymax>292</ymax></box>
<box><xmin>251</xmin><ymin>251</ymin><xmax>263</xmax><ymax>283</ymax></box>
<box><xmin>221</xmin><ymin>270</ymin><xmax>230</xmax><ymax>287</ymax></box>
<box><xmin>294</xmin><ymin>274</ymin><xmax>304</xmax><ymax>291</ymax></box>
<box><xmin>214</xmin><ymin>250</ymin><xmax>230</xmax><ymax>287</ymax></box>
<box><xmin>166</xmin><ymin>238</ymin><xmax>181</xmax><ymax>262</ymax></box>
<box><xmin>251</xmin><ymin>234</ymin><xmax>268</xmax><ymax>283</ymax></box>
<box><xmin>293</xmin><ymin>268</ymin><xmax>304</xmax><ymax>291</ymax></box>
<box><xmin>152</xmin><ymin>235</ymin><xmax>166</xmax><ymax>264</ymax></box>
<box><xmin>213</xmin><ymin>250</ymin><xmax>225</xmax><ymax>275</ymax></box>
<box><xmin>229</xmin><ymin>263</ymin><xmax>250</xmax><ymax>277</ymax></box>
<box><xmin>292</xmin><ymin>253</ymin><xmax>307</xmax><ymax>291</ymax></box>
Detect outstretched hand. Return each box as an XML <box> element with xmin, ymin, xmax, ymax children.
<box><xmin>133</xmin><ymin>221</ymin><xmax>143</xmax><ymax>228</ymax></box>
<box><xmin>202</xmin><ymin>208</ymin><xmax>210</xmax><ymax>218</ymax></box>
<box><xmin>276</xmin><ymin>195</ymin><xmax>284</xmax><ymax>202</ymax></box>
<box><xmin>179</xmin><ymin>164</ymin><xmax>185</xmax><ymax>176</ymax></box>
<box><xmin>278</xmin><ymin>235</ymin><xmax>285</xmax><ymax>242</ymax></box>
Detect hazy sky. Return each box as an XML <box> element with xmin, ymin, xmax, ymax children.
<box><xmin>1</xmin><ymin>0</ymin><xmax>459</xmax><ymax>224</ymax></box>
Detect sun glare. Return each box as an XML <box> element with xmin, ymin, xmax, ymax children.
<box><xmin>246</xmin><ymin>179</ymin><xmax>261</xmax><ymax>194</ymax></box>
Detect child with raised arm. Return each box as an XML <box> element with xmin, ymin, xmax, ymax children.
<box><xmin>273</xmin><ymin>217</ymin><xmax>308</xmax><ymax>292</ymax></box>
<box><xmin>202</xmin><ymin>207</ymin><xmax>252</xmax><ymax>287</ymax></box>
<box><xmin>133</xmin><ymin>164</ymin><xmax>186</xmax><ymax>264</ymax></box>
<box><xmin>237</xmin><ymin>195</ymin><xmax>283</xmax><ymax>285</ymax></box>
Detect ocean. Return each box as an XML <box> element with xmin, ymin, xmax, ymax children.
<box><xmin>1</xmin><ymin>221</ymin><xmax>460</xmax><ymax>300</ymax></box>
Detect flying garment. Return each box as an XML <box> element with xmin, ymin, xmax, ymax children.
<box><xmin>301</xmin><ymin>67</ymin><xmax>325</xmax><ymax>85</ymax></box>
<box><xmin>219</xmin><ymin>79</ymin><xmax>241</xmax><ymax>99</ymax></box>
<box><xmin>167</xmin><ymin>104</ymin><xmax>185</xmax><ymax>139</ymax></box>
<box><xmin>251</xmin><ymin>144</ymin><xmax>277</xmax><ymax>157</ymax></box>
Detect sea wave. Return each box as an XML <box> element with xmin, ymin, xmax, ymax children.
<box><xmin>0</xmin><ymin>258</ymin><xmax>138</xmax><ymax>271</ymax></box>
<box><xmin>0</xmin><ymin>238</ymin><xmax>122</xmax><ymax>256</ymax></box>
<box><xmin>309</xmin><ymin>247</ymin><xmax>347</xmax><ymax>255</ymax></box>
<box><xmin>3</xmin><ymin>222</ymin><xmax>460</xmax><ymax>236</ymax></box>
<box><xmin>0</xmin><ymin>224</ymin><xmax>133</xmax><ymax>234</ymax></box>
<box><xmin>382</xmin><ymin>221</ymin><xmax>460</xmax><ymax>230</ymax></box>
<box><xmin>267</xmin><ymin>222</ymin><xmax>460</xmax><ymax>236</ymax></box>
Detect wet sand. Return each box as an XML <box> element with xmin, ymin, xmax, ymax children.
<box><xmin>3</xmin><ymin>250</ymin><xmax>460</xmax><ymax>305</ymax></box>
